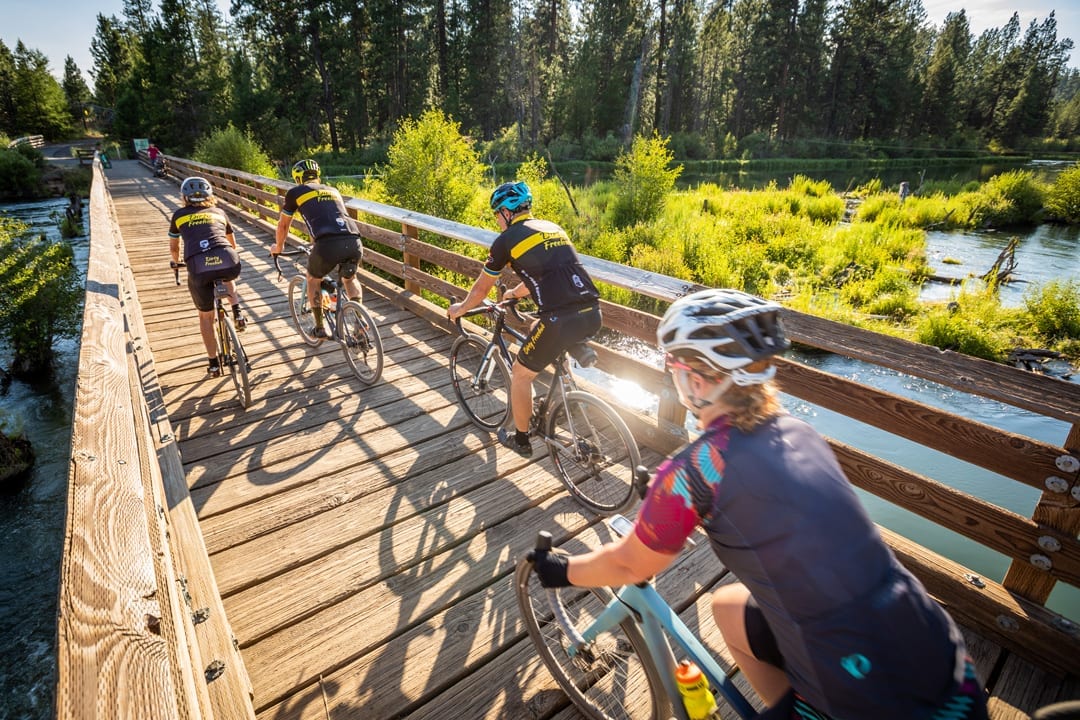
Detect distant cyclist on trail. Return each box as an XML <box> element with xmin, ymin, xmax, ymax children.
<box><xmin>448</xmin><ymin>180</ymin><xmax>602</xmax><ymax>458</ymax></box>
<box><xmin>527</xmin><ymin>288</ymin><xmax>990</xmax><ymax>720</ymax></box>
<box><xmin>272</xmin><ymin>159</ymin><xmax>364</xmax><ymax>339</ymax></box>
<box><xmin>169</xmin><ymin>176</ymin><xmax>246</xmax><ymax>377</ymax></box>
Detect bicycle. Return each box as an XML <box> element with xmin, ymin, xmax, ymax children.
<box><xmin>450</xmin><ymin>292</ymin><xmax>644</xmax><ymax>516</ymax></box>
<box><xmin>516</xmin><ymin>515</ymin><xmax>758</xmax><ymax>720</ymax></box>
<box><xmin>171</xmin><ymin>261</ymin><xmax>251</xmax><ymax>408</ymax></box>
<box><xmin>273</xmin><ymin>246</ymin><xmax>384</xmax><ymax>385</ymax></box>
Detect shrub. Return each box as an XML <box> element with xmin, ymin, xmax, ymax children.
<box><xmin>914</xmin><ymin>290</ymin><xmax>1015</xmax><ymax>361</ymax></box>
<box><xmin>1044</xmin><ymin>164</ymin><xmax>1080</xmax><ymax>223</ymax></box>
<box><xmin>193</xmin><ymin>124</ymin><xmax>277</xmax><ymax>178</ymax></box>
<box><xmin>381</xmin><ymin>109</ymin><xmax>484</xmax><ymax>223</ymax></box>
<box><xmin>0</xmin><ymin>217</ymin><xmax>83</xmax><ymax>377</ymax></box>
<box><xmin>609</xmin><ymin>133</ymin><xmax>682</xmax><ymax>227</ymax></box>
<box><xmin>1023</xmin><ymin>280</ymin><xmax>1080</xmax><ymax>342</ymax></box>
<box><xmin>0</xmin><ymin>149</ymin><xmax>43</xmax><ymax>198</ymax></box>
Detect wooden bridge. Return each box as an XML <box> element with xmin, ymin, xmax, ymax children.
<box><xmin>56</xmin><ymin>157</ymin><xmax>1079</xmax><ymax>719</ymax></box>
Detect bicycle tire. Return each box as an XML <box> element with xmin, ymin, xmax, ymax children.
<box><xmin>1033</xmin><ymin>701</ymin><xmax>1080</xmax><ymax>720</ymax></box>
<box><xmin>514</xmin><ymin>553</ymin><xmax>671</xmax><ymax>720</ymax></box>
<box><xmin>287</xmin><ymin>275</ymin><xmax>323</xmax><ymax>347</ymax></box>
<box><xmin>339</xmin><ymin>301</ymin><xmax>383</xmax><ymax>385</ymax></box>
<box><xmin>222</xmin><ymin>316</ymin><xmax>251</xmax><ymax>408</ymax></box>
<box><xmin>449</xmin><ymin>333</ymin><xmax>511</xmax><ymax>431</ymax></box>
<box><xmin>545</xmin><ymin>391</ymin><xmax>642</xmax><ymax>516</ymax></box>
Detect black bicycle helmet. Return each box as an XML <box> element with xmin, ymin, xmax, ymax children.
<box><xmin>180</xmin><ymin>176</ymin><xmax>213</xmax><ymax>203</ymax></box>
<box><xmin>292</xmin><ymin>159</ymin><xmax>320</xmax><ymax>184</ymax></box>
<box><xmin>489</xmin><ymin>181</ymin><xmax>533</xmax><ymax>213</ymax></box>
<box><xmin>657</xmin><ymin>289</ymin><xmax>789</xmax><ymax>375</ymax></box>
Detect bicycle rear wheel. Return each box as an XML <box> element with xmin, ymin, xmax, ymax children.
<box><xmin>515</xmin><ymin>554</ymin><xmax>670</xmax><ymax>720</ymax></box>
<box><xmin>287</xmin><ymin>275</ymin><xmax>323</xmax><ymax>347</ymax></box>
<box><xmin>449</xmin><ymin>333</ymin><xmax>511</xmax><ymax>431</ymax></box>
<box><xmin>339</xmin><ymin>301</ymin><xmax>383</xmax><ymax>384</ymax></box>
<box><xmin>221</xmin><ymin>316</ymin><xmax>251</xmax><ymax>408</ymax></box>
<box><xmin>545</xmin><ymin>391</ymin><xmax>642</xmax><ymax>516</ymax></box>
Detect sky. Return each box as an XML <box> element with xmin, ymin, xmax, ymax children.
<box><xmin>0</xmin><ymin>0</ymin><xmax>1077</xmax><ymax>90</ymax></box>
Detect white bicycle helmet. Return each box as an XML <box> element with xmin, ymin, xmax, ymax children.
<box><xmin>657</xmin><ymin>288</ymin><xmax>789</xmax><ymax>385</ymax></box>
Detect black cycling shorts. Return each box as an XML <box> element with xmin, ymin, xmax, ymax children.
<box><xmin>745</xmin><ymin>594</ymin><xmax>785</xmax><ymax>669</ymax></box>
<box><xmin>517</xmin><ymin>304</ymin><xmax>601</xmax><ymax>373</ymax></box>
<box><xmin>308</xmin><ymin>233</ymin><xmax>363</xmax><ymax>279</ymax></box>
<box><xmin>187</xmin><ymin>246</ymin><xmax>241</xmax><ymax>311</ymax></box>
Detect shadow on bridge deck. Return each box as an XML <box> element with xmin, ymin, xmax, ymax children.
<box><xmin>105</xmin><ymin>160</ymin><xmax>709</xmax><ymax>720</ymax></box>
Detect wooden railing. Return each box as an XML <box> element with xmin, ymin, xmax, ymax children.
<box><xmin>167</xmin><ymin>156</ymin><xmax>1080</xmax><ymax>680</ymax></box>
<box><xmin>57</xmin><ymin>158</ymin><xmax>255</xmax><ymax>720</ymax></box>
<box><xmin>7</xmin><ymin>133</ymin><xmax>44</xmax><ymax>149</ymax></box>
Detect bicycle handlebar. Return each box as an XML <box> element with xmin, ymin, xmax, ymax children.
<box><xmin>271</xmin><ymin>246</ymin><xmax>309</xmax><ymax>278</ymax></box>
<box><xmin>530</xmin><ymin>532</ymin><xmax>588</xmax><ymax>650</ymax></box>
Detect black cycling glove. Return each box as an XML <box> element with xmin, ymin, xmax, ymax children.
<box><xmin>527</xmin><ymin>549</ymin><xmax>572</xmax><ymax>588</ymax></box>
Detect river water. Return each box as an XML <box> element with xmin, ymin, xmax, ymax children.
<box><xmin>0</xmin><ymin>198</ymin><xmax>86</xmax><ymax>720</ymax></box>
<box><xmin>1</xmin><ymin>176</ymin><xmax>1078</xmax><ymax>717</ymax></box>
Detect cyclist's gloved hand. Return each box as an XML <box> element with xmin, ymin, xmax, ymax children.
<box><xmin>527</xmin><ymin>549</ymin><xmax>572</xmax><ymax>588</ymax></box>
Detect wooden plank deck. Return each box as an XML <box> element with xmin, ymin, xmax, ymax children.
<box><xmin>101</xmin><ymin>160</ymin><xmax>1075</xmax><ymax>719</ymax></box>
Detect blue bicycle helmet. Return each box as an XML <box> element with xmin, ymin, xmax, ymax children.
<box><xmin>490</xmin><ymin>181</ymin><xmax>533</xmax><ymax>213</ymax></box>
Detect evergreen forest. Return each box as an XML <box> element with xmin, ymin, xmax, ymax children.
<box><xmin>1</xmin><ymin>0</ymin><xmax>1079</xmax><ymax>165</ymax></box>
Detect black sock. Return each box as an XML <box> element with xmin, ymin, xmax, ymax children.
<box><xmin>515</xmin><ymin>430</ymin><xmax>529</xmax><ymax>445</ymax></box>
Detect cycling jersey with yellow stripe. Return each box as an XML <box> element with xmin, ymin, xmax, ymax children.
<box><xmin>168</xmin><ymin>205</ymin><xmax>233</xmax><ymax>262</ymax></box>
<box><xmin>281</xmin><ymin>182</ymin><xmax>361</xmax><ymax>241</ymax></box>
<box><xmin>483</xmin><ymin>215</ymin><xmax>599</xmax><ymax>314</ymax></box>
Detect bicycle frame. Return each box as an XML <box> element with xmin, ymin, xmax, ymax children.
<box><xmin>566</xmin><ymin>581</ymin><xmax>756</xmax><ymax>720</ymax></box>
<box><xmin>459</xmin><ymin>298</ymin><xmax>582</xmax><ymax>418</ymax></box>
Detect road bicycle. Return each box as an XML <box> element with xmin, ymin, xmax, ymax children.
<box><xmin>171</xmin><ymin>262</ymin><xmax>251</xmax><ymax>408</ymax></box>
<box><xmin>451</xmin><ymin>293</ymin><xmax>643</xmax><ymax>516</ymax></box>
<box><xmin>516</xmin><ymin>515</ymin><xmax>758</xmax><ymax>720</ymax></box>
<box><xmin>273</xmin><ymin>247</ymin><xmax>383</xmax><ymax>385</ymax></box>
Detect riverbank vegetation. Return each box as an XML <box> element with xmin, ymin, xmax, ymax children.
<box><xmin>341</xmin><ymin>115</ymin><xmax>1080</xmax><ymax>367</ymax></box>
<box><xmin>0</xmin><ymin>217</ymin><xmax>83</xmax><ymax>378</ymax></box>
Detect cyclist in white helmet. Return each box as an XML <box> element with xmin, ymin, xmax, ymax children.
<box><xmin>168</xmin><ymin>176</ymin><xmax>246</xmax><ymax>377</ymax></box>
<box><xmin>529</xmin><ymin>288</ymin><xmax>989</xmax><ymax>720</ymax></box>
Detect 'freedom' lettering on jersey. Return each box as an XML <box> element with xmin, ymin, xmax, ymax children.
<box><xmin>281</xmin><ymin>182</ymin><xmax>361</xmax><ymax>241</ymax></box>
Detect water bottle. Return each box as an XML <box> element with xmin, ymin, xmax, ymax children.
<box><xmin>675</xmin><ymin>660</ymin><xmax>717</xmax><ymax>720</ymax></box>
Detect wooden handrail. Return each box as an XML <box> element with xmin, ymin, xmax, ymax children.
<box><xmin>56</xmin><ymin>161</ymin><xmax>255</xmax><ymax>720</ymax></box>
<box><xmin>160</xmin><ymin>156</ymin><xmax>1080</xmax><ymax>677</ymax></box>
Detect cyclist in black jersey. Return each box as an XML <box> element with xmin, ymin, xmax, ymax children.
<box><xmin>529</xmin><ymin>289</ymin><xmax>990</xmax><ymax>720</ymax></box>
<box><xmin>168</xmin><ymin>177</ymin><xmax>246</xmax><ymax>377</ymax></box>
<box><xmin>272</xmin><ymin>159</ymin><xmax>364</xmax><ymax>339</ymax></box>
<box><xmin>448</xmin><ymin>181</ymin><xmax>602</xmax><ymax>458</ymax></box>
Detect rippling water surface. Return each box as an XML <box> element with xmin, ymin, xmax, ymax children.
<box><xmin>0</xmin><ymin>198</ymin><xmax>86</xmax><ymax>720</ymax></box>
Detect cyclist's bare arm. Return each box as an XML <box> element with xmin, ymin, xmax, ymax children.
<box><xmin>273</xmin><ymin>213</ymin><xmax>291</xmax><ymax>255</ymax></box>
<box><xmin>170</xmin><ymin>236</ymin><xmax>181</xmax><ymax>265</ymax></box>
<box><xmin>449</xmin><ymin>271</ymin><xmax>498</xmax><ymax>320</ymax></box>
<box><xmin>565</xmin><ymin>527</ymin><xmax>676</xmax><ymax>588</ymax></box>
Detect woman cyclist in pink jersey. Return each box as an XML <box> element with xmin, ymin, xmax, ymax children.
<box><xmin>529</xmin><ymin>288</ymin><xmax>989</xmax><ymax>720</ymax></box>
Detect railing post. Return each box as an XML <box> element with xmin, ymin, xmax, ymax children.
<box><xmin>1001</xmin><ymin>424</ymin><xmax>1080</xmax><ymax>603</ymax></box>
<box><xmin>401</xmin><ymin>223</ymin><xmax>421</xmax><ymax>294</ymax></box>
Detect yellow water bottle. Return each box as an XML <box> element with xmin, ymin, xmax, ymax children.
<box><xmin>676</xmin><ymin>660</ymin><xmax>717</xmax><ymax>720</ymax></box>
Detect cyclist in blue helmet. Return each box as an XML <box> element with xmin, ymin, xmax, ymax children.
<box><xmin>448</xmin><ymin>180</ymin><xmax>601</xmax><ymax>457</ymax></box>
<box><xmin>529</xmin><ymin>289</ymin><xmax>990</xmax><ymax>720</ymax></box>
<box><xmin>273</xmin><ymin>159</ymin><xmax>365</xmax><ymax>339</ymax></box>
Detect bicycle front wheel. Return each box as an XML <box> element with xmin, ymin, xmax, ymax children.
<box><xmin>221</xmin><ymin>317</ymin><xmax>251</xmax><ymax>408</ymax></box>
<box><xmin>545</xmin><ymin>391</ymin><xmax>642</xmax><ymax>516</ymax></box>
<box><xmin>287</xmin><ymin>275</ymin><xmax>322</xmax><ymax>347</ymax></box>
<box><xmin>449</xmin><ymin>333</ymin><xmax>511</xmax><ymax>431</ymax></box>
<box><xmin>515</xmin><ymin>554</ymin><xmax>670</xmax><ymax>720</ymax></box>
<box><xmin>339</xmin><ymin>301</ymin><xmax>383</xmax><ymax>384</ymax></box>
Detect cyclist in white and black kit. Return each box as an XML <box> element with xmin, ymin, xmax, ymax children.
<box><xmin>448</xmin><ymin>181</ymin><xmax>601</xmax><ymax>458</ymax></box>
<box><xmin>272</xmin><ymin>159</ymin><xmax>364</xmax><ymax>339</ymax></box>
<box><xmin>168</xmin><ymin>176</ymin><xmax>246</xmax><ymax>377</ymax></box>
<box><xmin>529</xmin><ymin>289</ymin><xmax>990</xmax><ymax>720</ymax></box>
